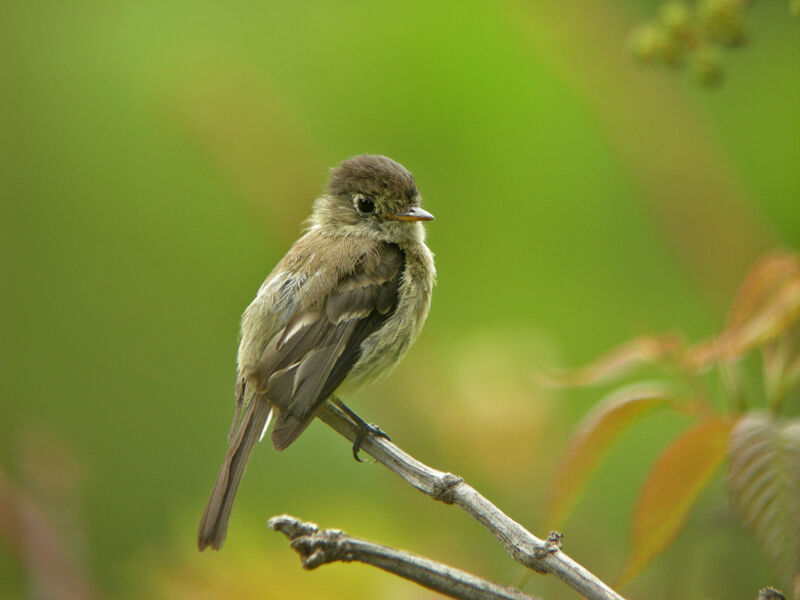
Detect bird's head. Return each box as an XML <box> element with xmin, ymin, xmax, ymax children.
<box><xmin>309</xmin><ymin>155</ymin><xmax>434</xmax><ymax>243</ymax></box>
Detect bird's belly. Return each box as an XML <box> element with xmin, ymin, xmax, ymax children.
<box><xmin>340</xmin><ymin>282</ymin><xmax>430</xmax><ymax>394</ymax></box>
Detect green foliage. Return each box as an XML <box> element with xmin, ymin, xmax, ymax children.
<box><xmin>629</xmin><ymin>0</ymin><xmax>798</xmax><ymax>86</ymax></box>
<box><xmin>545</xmin><ymin>251</ymin><xmax>800</xmax><ymax>589</ymax></box>
<box><xmin>728</xmin><ymin>412</ymin><xmax>800</xmax><ymax>595</ymax></box>
<box><xmin>544</xmin><ymin>383</ymin><xmax>673</xmax><ymax>529</ymax></box>
<box><xmin>1</xmin><ymin>1</ymin><xmax>797</xmax><ymax>599</ymax></box>
<box><xmin>618</xmin><ymin>416</ymin><xmax>734</xmax><ymax>587</ymax></box>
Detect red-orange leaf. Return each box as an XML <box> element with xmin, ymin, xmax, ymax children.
<box><xmin>544</xmin><ymin>383</ymin><xmax>673</xmax><ymax>528</ymax></box>
<box><xmin>534</xmin><ymin>337</ymin><xmax>683</xmax><ymax>388</ymax></box>
<box><xmin>684</xmin><ymin>252</ymin><xmax>800</xmax><ymax>372</ymax></box>
<box><xmin>727</xmin><ymin>251</ymin><xmax>800</xmax><ymax>330</ymax></box>
<box><xmin>617</xmin><ymin>416</ymin><xmax>736</xmax><ymax>586</ymax></box>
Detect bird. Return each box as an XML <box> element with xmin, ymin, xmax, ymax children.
<box><xmin>197</xmin><ymin>154</ymin><xmax>436</xmax><ymax>551</ymax></box>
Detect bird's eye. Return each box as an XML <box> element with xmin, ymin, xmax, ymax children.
<box><xmin>354</xmin><ymin>195</ymin><xmax>375</xmax><ymax>214</ymax></box>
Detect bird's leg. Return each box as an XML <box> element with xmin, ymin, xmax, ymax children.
<box><xmin>329</xmin><ymin>396</ymin><xmax>390</xmax><ymax>462</ymax></box>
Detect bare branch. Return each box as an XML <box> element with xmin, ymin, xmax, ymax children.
<box><xmin>757</xmin><ymin>588</ymin><xmax>785</xmax><ymax>600</ymax></box>
<box><xmin>315</xmin><ymin>401</ymin><xmax>626</xmax><ymax>600</ymax></box>
<box><xmin>269</xmin><ymin>514</ymin><xmax>541</xmax><ymax>600</ymax></box>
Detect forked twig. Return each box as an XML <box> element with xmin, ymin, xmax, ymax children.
<box><xmin>269</xmin><ymin>402</ymin><xmax>625</xmax><ymax>600</ymax></box>
<box><xmin>269</xmin><ymin>514</ymin><xmax>541</xmax><ymax>600</ymax></box>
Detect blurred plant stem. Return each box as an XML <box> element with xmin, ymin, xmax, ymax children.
<box><xmin>158</xmin><ymin>53</ymin><xmax>327</xmax><ymax>246</ymax></box>
<box><xmin>514</xmin><ymin>0</ymin><xmax>774</xmax><ymax>307</ymax></box>
<box><xmin>0</xmin><ymin>432</ymin><xmax>101</xmax><ymax>600</ymax></box>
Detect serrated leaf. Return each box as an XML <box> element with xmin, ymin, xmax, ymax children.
<box><xmin>544</xmin><ymin>382</ymin><xmax>673</xmax><ymax>528</ymax></box>
<box><xmin>617</xmin><ymin>416</ymin><xmax>735</xmax><ymax>586</ymax></box>
<box><xmin>727</xmin><ymin>412</ymin><xmax>800</xmax><ymax>589</ymax></box>
<box><xmin>534</xmin><ymin>336</ymin><xmax>683</xmax><ymax>388</ymax></box>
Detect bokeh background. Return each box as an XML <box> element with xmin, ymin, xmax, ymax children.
<box><xmin>1</xmin><ymin>1</ymin><xmax>798</xmax><ymax>599</ymax></box>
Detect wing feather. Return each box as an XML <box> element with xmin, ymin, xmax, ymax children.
<box><xmin>250</xmin><ymin>242</ymin><xmax>404</xmax><ymax>450</ymax></box>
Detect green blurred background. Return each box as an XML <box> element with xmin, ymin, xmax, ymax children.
<box><xmin>1</xmin><ymin>1</ymin><xmax>798</xmax><ymax>598</ymax></box>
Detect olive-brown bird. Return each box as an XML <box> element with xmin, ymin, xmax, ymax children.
<box><xmin>198</xmin><ymin>155</ymin><xmax>435</xmax><ymax>550</ymax></box>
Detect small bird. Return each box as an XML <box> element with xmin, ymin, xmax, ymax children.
<box><xmin>198</xmin><ymin>155</ymin><xmax>436</xmax><ymax>551</ymax></box>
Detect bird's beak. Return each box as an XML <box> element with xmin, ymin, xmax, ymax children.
<box><xmin>384</xmin><ymin>206</ymin><xmax>435</xmax><ymax>222</ymax></box>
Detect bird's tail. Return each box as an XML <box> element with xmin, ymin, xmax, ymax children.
<box><xmin>197</xmin><ymin>396</ymin><xmax>272</xmax><ymax>551</ymax></box>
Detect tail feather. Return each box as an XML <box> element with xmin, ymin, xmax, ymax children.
<box><xmin>271</xmin><ymin>411</ymin><xmax>315</xmax><ymax>451</ymax></box>
<box><xmin>197</xmin><ymin>397</ymin><xmax>272</xmax><ymax>551</ymax></box>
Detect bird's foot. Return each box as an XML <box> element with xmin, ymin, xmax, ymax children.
<box><xmin>352</xmin><ymin>423</ymin><xmax>391</xmax><ymax>462</ymax></box>
<box><xmin>329</xmin><ymin>396</ymin><xmax>391</xmax><ymax>462</ymax></box>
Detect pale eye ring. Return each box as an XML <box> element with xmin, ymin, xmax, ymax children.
<box><xmin>353</xmin><ymin>194</ymin><xmax>375</xmax><ymax>214</ymax></box>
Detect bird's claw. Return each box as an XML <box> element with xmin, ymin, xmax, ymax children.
<box><xmin>352</xmin><ymin>423</ymin><xmax>391</xmax><ymax>462</ymax></box>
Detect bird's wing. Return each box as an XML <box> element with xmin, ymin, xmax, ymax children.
<box><xmin>228</xmin><ymin>268</ymin><xmax>310</xmax><ymax>442</ymax></box>
<box><xmin>255</xmin><ymin>242</ymin><xmax>404</xmax><ymax>450</ymax></box>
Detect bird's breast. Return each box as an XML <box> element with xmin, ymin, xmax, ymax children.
<box><xmin>342</xmin><ymin>241</ymin><xmax>435</xmax><ymax>393</ymax></box>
